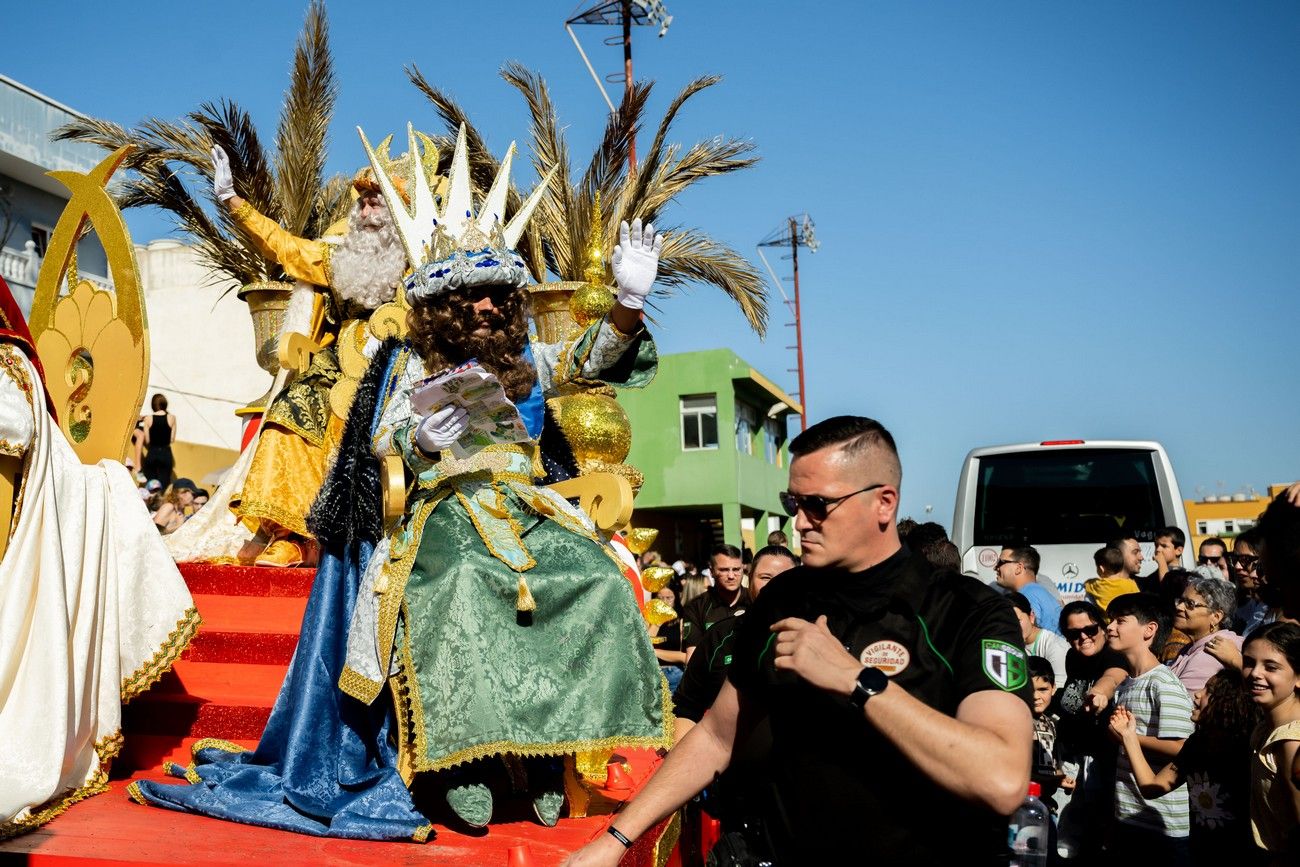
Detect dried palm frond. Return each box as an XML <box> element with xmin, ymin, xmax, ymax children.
<box><xmin>275</xmin><ymin>0</ymin><xmax>335</xmax><ymax>238</ymax></box>
<box><xmin>53</xmin><ymin>1</ymin><xmax>344</xmax><ymax>293</ymax></box>
<box><xmin>494</xmin><ymin>66</ymin><xmax>769</xmax><ymax>336</ymax></box>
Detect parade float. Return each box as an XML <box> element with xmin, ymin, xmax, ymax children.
<box><xmin>1</xmin><ymin>4</ymin><xmax>767</xmax><ymax>864</ymax></box>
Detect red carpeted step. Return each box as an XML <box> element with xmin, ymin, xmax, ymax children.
<box><xmin>123</xmin><ymin>660</ymin><xmax>285</xmax><ymax>741</ymax></box>
<box><xmin>0</xmin><ymin>769</ymin><xmax>676</xmax><ymax>866</ymax></box>
<box><xmin>178</xmin><ymin>562</ymin><xmax>316</xmax><ymax>598</ymax></box>
<box><xmin>114</xmin><ymin>735</ymin><xmax>259</xmax><ymax>777</ymax></box>
<box><xmin>190</xmin><ymin>592</ymin><xmax>308</xmax><ymax>636</ymax></box>
<box><xmin>181</xmin><ymin>629</ymin><xmax>299</xmax><ymax>665</ymax></box>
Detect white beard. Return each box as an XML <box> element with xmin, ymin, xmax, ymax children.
<box><xmin>331</xmin><ymin>203</ymin><xmax>407</xmax><ymax>310</ymax></box>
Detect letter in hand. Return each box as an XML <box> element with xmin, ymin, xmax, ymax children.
<box><xmin>211</xmin><ymin>146</ymin><xmax>236</xmax><ymax>203</ymax></box>
<box><xmin>611</xmin><ymin>219</ymin><xmax>665</xmax><ymax>312</ymax></box>
<box><xmin>415</xmin><ymin>405</ymin><xmax>470</xmax><ymax>455</ymax></box>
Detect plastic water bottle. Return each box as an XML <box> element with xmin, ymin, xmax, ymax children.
<box><xmin>1008</xmin><ymin>782</ymin><xmax>1049</xmax><ymax>866</ymax></box>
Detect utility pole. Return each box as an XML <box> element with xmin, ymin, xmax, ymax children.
<box><xmin>757</xmin><ymin>214</ymin><xmax>819</xmax><ymax>431</ymax></box>
<box><xmin>565</xmin><ymin>0</ymin><xmax>673</xmax><ymax>173</ymax></box>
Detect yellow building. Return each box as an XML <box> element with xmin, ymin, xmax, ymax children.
<box><xmin>1184</xmin><ymin>484</ymin><xmax>1292</xmax><ymax>551</ymax></box>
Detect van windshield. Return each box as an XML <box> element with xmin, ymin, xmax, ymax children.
<box><xmin>973</xmin><ymin>449</ymin><xmax>1165</xmax><ymax>545</ymax></box>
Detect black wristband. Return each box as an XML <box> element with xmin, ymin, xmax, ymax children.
<box><xmin>607</xmin><ymin>826</ymin><xmax>634</xmax><ymax>848</ymax></box>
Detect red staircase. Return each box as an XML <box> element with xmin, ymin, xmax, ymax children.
<box><xmin>0</xmin><ymin>563</ymin><xmax>678</xmax><ymax>866</ymax></box>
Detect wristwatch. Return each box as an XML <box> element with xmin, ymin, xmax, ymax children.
<box><xmin>848</xmin><ymin>665</ymin><xmax>888</xmax><ymax>710</ymax></box>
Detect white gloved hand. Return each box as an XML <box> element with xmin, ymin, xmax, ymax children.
<box><xmin>211</xmin><ymin>145</ymin><xmax>236</xmax><ymax>202</ymax></box>
<box><xmin>611</xmin><ymin>218</ymin><xmax>664</xmax><ymax>311</ymax></box>
<box><xmin>414</xmin><ymin>405</ymin><xmax>469</xmax><ymax>454</ymax></box>
<box><xmin>362</xmin><ymin>334</ymin><xmax>381</xmax><ymax>361</ymax></box>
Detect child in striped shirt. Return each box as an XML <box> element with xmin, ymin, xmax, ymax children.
<box><xmin>1105</xmin><ymin>592</ymin><xmax>1195</xmax><ymax>864</ymax></box>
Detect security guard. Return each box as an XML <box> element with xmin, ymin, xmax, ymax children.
<box><xmin>563</xmin><ymin>416</ymin><xmax>1034</xmax><ymax>867</ymax></box>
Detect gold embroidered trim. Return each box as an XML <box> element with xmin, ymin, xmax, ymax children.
<box><xmin>320</xmin><ymin>242</ymin><xmax>333</xmax><ymax>288</ymax></box>
<box><xmin>0</xmin><ymin>439</ymin><xmax>24</xmax><ymax>457</ymax></box>
<box><xmin>125</xmin><ymin>781</ymin><xmax>146</xmax><ymax>806</ymax></box>
<box><xmin>338</xmin><ymin>664</ymin><xmax>383</xmax><ymax>704</ymax></box>
<box><xmin>230</xmin><ymin>497</ymin><xmax>313</xmax><ymax>539</ymax></box>
<box><xmin>653</xmin><ymin>811</ymin><xmax>683</xmax><ymax>867</ymax></box>
<box><xmin>230</xmin><ymin>200</ymin><xmax>256</xmax><ymax>223</ymax></box>
<box><xmin>453</xmin><ymin>487</ymin><xmax>538</xmax><ymax>573</ymax></box>
<box><xmin>396</xmin><ymin>605</ymin><xmax>433</xmax><ymax>775</ymax></box>
<box><xmin>412</xmin><ymin>822</ymin><xmax>433</xmax><ymax>843</ymax></box>
<box><xmin>376</xmin><ymin>499</ymin><xmax>438</xmax><ymax>676</ymax></box>
<box><xmin>191</xmin><ymin>737</ymin><xmax>247</xmax><ymax>755</ymax></box>
<box><xmin>121</xmin><ymin>606</ymin><xmax>201</xmax><ymax>703</ymax></box>
<box><xmin>0</xmin><ymin>344</ymin><xmax>36</xmax><ymax>410</ymax></box>
<box><xmin>162</xmin><ymin>760</ymin><xmax>202</xmax><ymax>785</ymax></box>
<box><xmin>0</xmin><ymin>730</ymin><xmax>121</xmax><ymax>841</ymax></box>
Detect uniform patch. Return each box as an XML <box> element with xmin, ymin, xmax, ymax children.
<box><xmin>859</xmin><ymin>640</ymin><xmax>911</xmax><ymax>676</ymax></box>
<box><xmin>981</xmin><ymin>639</ymin><xmax>1027</xmax><ymax>691</ymax></box>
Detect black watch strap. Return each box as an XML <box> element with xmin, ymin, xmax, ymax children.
<box><xmin>849</xmin><ymin>665</ymin><xmax>888</xmax><ymax>710</ymax></box>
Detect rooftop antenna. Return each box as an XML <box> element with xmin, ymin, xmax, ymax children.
<box><xmin>757</xmin><ymin>213</ymin><xmax>819</xmax><ymax>431</ymax></box>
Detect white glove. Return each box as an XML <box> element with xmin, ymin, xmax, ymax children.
<box><xmin>211</xmin><ymin>145</ymin><xmax>236</xmax><ymax>202</ymax></box>
<box><xmin>362</xmin><ymin>334</ymin><xmax>381</xmax><ymax>360</ymax></box>
<box><xmin>414</xmin><ymin>405</ymin><xmax>469</xmax><ymax>454</ymax></box>
<box><xmin>611</xmin><ymin>218</ymin><xmax>664</xmax><ymax>311</ymax></box>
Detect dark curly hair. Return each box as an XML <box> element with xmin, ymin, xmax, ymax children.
<box><xmin>407</xmin><ymin>283</ymin><xmax>536</xmax><ymax>402</ymax></box>
<box><xmin>1196</xmin><ymin>668</ymin><xmax>1263</xmax><ymax>752</ymax></box>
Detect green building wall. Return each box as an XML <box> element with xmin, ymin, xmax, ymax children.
<box><xmin>615</xmin><ymin>348</ymin><xmax>799</xmax><ymax>560</ymax></box>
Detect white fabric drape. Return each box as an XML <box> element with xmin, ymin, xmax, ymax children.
<box><xmin>0</xmin><ymin>344</ymin><xmax>198</xmax><ymax>837</ymax></box>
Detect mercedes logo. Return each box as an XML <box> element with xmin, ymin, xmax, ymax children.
<box><xmin>1061</xmin><ymin>563</ymin><xmax>1079</xmax><ymax>579</ymax></box>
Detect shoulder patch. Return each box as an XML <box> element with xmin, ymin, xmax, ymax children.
<box><xmin>981</xmin><ymin>639</ymin><xmax>1027</xmax><ymax>691</ymax></box>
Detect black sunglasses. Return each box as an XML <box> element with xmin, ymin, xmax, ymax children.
<box><xmin>1197</xmin><ymin>555</ymin><xmax>1226</xmax><ymax>565</ymax></box>
<box><xmin>779</xmin><ymin>484</ymin><xmax>885</xmax><ymax>520</ymax></box>
<box><xmin>1229</xmin><ymin>553</ymin><xmax>1259</xmax><ymax>570</ymax></box>
<box><xmin>1063</xmin><ymin>624</ymin><xmax>1102</xmax><ymax>642</ymax></box>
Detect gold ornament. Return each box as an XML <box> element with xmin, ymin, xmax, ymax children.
<box><xmin>546</xmin><ymin>387</ymin><xmax>631</xmax><ymax>471</ymax></box>
<box><xmin>31</xmin><ymin>145</ymin><xmax>148</xmax><ymax>465</ymax></box>
<box><xmin>640</xmin><ymin>566</ymin><xmax>674</xmax><ymax>594</ymax></box>
<box><xmin>623</xmin><ymin>527</ymin><xmax>659</xmax><ymax>556</ymax></box>
<box><xmin>643</xmin><ymin>599</ymin><xmax>678</xmax><ymax>626</ymax></box>
<box><xmin>568</xmin><ymin>282</ymin><xmax>615</xmax><ymax>328</ymax></box>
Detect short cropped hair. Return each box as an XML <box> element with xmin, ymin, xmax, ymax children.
<box><xmin>710</xmin><ymin>544</ymin><xmax>743</xmax><ymax>564</ymax></box>
<box><xmin>1005</xmin><ymin>545</ymin><xmax>1040</xmax><ymax>574</ymax></box>
<box><xmin>921</xmin><ymin>539</ymin><xmax>960</xmax><ymax>572</ymax></box>
<box><xmin>1006</xmin><ymin>591</ymin><xmax>1033</xmax><ymax>617</ymax></box>
<box><xmin>1156</xmin><ymin>526</ymin><xmax>1186</xmax><ymax>548</ymax></box>
<box><xmin>1027</xmin><ymin>655</ymin><xmax>1055</xmax><ymax>685</ymax></box>
<box><xmin>1108</xmin><ymin>592</ymin><xmax>1171</xmax><ymax>653</ymax></box>
<box><xmin>1200</xmin><ymin>536</ymin><xmax>1228</xmax><ymax>555</ymax></box>
<box><xmin>1094</xmin><ymin>545</ymin><xmax>1125</xmax><ymax>575</ymax></box>
<box><xmin>789</xmin><ymin>415</ymin><xmax>901</xmax><ymax>486</ymax></box>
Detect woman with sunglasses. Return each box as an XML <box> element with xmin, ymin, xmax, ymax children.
<box><xmin>1232</xmin><ymin>528</ymin><xmax>1269</xmax><ymax>636</ymax></box>
<box><xmin>1052</xmin><ymin>600</ymin><xmax>1129</xmax><ymax>859</ymax></box>
<box><xmin>1168</xmin><ymin>569</ymin><xmax>1243</xmax><ymax>694</ymax></box>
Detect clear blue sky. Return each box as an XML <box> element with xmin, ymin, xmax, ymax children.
<box><xmin>9</xmin><ymin>1</ymin><xmax>1298</xmax><ymax>525</ymax></box>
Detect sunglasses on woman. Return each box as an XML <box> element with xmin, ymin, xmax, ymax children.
<box><xmin>1063</xmin><ymin>624</ymin><xmax>1102</xmax><ymax>642</ymax></box>
<box><xmin>1228</xmin><ymin>553</ymin><xmax>1259</xmax><ymax>571</ymax></box>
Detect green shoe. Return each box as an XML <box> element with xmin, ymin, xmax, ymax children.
<box><xmin>531</xmin><ymin>787</ymin><xmax>565</xmax><ymax>827</ymax></box>
<box><xmin>446</xmin><ymin>781</ymin><xmax>493</xmax><ymax>828</ymax></box>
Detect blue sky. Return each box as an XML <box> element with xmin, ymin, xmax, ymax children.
<box><xmin>8</xmin><ymin>1</ymin><xmax>1298</xmax><ymax>524</ymax></box>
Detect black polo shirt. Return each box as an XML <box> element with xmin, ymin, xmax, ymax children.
<box><xmin>674</xmin><ymin>610</ymin><xmax>743</xmax><ymax>722</ymax></box>
<box><xmin>681</xmin><ymin>586</ymin><xmax>748</xmax><ymax>649</ymax></box>
<box><xmin>727</xmin><ymin>546</ymin><xmax>1033</xmax><ymax>866</ymax></box>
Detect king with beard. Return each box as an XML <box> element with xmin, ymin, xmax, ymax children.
<box><xmin>210</xmin><ymin>145</ymin><xmax>410</xmax><ymax>567</ymax></box>
<box><xmin>333</xmin><ymin>125</ymin><xmax>673</xmax><ymax>828</ymax></box>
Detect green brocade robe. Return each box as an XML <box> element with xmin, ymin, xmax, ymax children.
<box><xmin>340</xmin><ymin>319</ymin><xmax>671</xmax><ymax>773</ymax></box>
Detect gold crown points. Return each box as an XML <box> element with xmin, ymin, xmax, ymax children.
<box><xmin>357</xmin><ymin>122</ymin><xmax>556</xmax><ymax>275</ymax></box>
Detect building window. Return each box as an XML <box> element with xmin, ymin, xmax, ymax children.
<box><xmin>764</xmin><ymin>418</ymin><xmax>782</xmax><ymax>465</ymax></box>
<box><xmin>30</xmin><ymin>225</ymin><xmax>50</xmax><ymax>258</ymax></box>
<box><xmin>1223</xmin><ymin>520</ymin><xmax>1235</xmax><ymax>534</ymax></box>
<box><xmin>681</xmin><ymin>394</ymin><xmax>718</xmax><ymax>450</ymax></box>
<box><xmin>1196</xmin><ymin>521</ymin><xmax>1207</xmax><ymax>535</ymax></box>
<box><xmin>735</xmin><ymin>401</ymin><xmax>757</xmax><ymax>455</ymax></box>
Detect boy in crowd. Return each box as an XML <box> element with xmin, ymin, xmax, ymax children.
<box><xmin>1104</xmin><ymin>593</ymin><xmax>1194</xmax><ymax>864</ymax></box>
<box><xmin>1028</xmin><ymin>656</ymin><xmax>1067</xmax><ymax>810</ymax></box>
<box><xmin>1085</xmin><ymin>545</ymin><xmax>1139</xmax><ymax>612</ymax></box>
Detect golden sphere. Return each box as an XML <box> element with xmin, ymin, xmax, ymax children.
<box><xmin>548</xmin><ymin>392</ymin><xmax>632</xmax><ymax>470</ymax></box>
<box><xmin>624</xmin><ymin>526</ymin><xmax>660</xmax><ymax>556</ymax></box>
<box><xmin>569</xmin><ymin>281</ymin><xmax>615</xmax><ymax>327</ymax></box>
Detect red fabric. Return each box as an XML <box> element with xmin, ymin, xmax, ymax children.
<box><xmin>0</xmin><ymin>273</ymin><xmax>56</xmax><ymax>417</ymax></box>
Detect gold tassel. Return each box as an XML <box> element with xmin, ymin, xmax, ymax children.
<box><xmin>517</xmin><ymin>574</ymin><xmax>536</xmax><ymax>612</ymax></box>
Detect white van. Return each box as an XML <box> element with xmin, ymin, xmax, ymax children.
<box><xmin>952</xmin><ymin>440</ymin><xmax>1193</xmax><ymax>603</ymax></box>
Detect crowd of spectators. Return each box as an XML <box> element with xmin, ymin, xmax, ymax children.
<box><xmin>645</xmin><ymin>481</ymin><xmax>1300</xmax><ymax>866</ymax></box>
